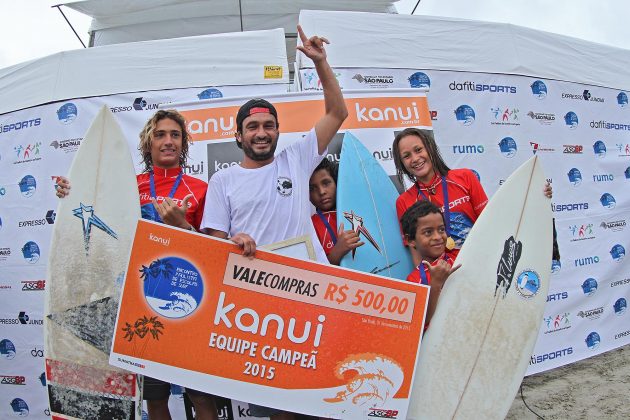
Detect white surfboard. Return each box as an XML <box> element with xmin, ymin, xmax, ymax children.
<box><xmin>408</xmin><ymin>156</ymin><xmax>552</xmax><ymax>419</ymax></box>
<box><xmin>44</xmin><ymin>106</ymin><xmax>142</xmax><ymax>419</ymax></box>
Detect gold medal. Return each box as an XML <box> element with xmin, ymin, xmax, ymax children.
<box><xmin>446</xmin><ymin>236</ymin><xmax>456</xmax><ymax>251</ymax></box>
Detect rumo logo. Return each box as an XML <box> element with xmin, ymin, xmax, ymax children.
<box><xmin>574</xmin><ymin>256</ymin><xmax>600</xmax><ymax>266</ymax></box>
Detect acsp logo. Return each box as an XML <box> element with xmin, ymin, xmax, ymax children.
<box><xmin>0</xmin><ymin>375</ymin><xmax>26</xmax><ymax>385</ymax></box>
<box><xmin>21</xmin><ymin>280</ymin><xmax>45</xmax><ymax>291</ymax></box>
<box><xmin>563</xmin><ymin>144</ymin><xmax>583</xmax><ymax>154</ymax></box>
<box><xmin>368</xmin><ymin>408</ymin><xmax>399</xmax><ymax>418</ymax></box>
<box><xmin>449</xmin><ymin>81</ymin><xmax>516</xmax><ymax>93</ymax></box>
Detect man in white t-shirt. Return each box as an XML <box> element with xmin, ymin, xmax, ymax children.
<box><xmin>201</xmin><ymin>25</ymin><xmax>347</xmax><ymax>264</ymax></box>
<box><xmin>200</xmin><ymin>25</ymin><xmax>347</xmax><ymax>419</ymax></box>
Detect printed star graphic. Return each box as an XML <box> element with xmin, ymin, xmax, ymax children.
<box><xmin>72</xmin><ymin>203</ymin><xmax>118</xmax><ymax>253</ymax></box>
<box><xmin>343</xmin><ymin>210</ymin><xmax>381</xmax><ymax>258</ymax></box>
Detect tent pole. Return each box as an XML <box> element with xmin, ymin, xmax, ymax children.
<box><xmin>411</xmin><ymin>0</ymin><xmax>422</xmax><ymax>15</ymax></box>
<box><xmin>238</xmin><ymin>0</ymin><xmax>244</xmax><ymax>31</ymax></box>
<box><xmin>52</xmin><ymin>4</ymin><xmax>87</xmax><ymax>48</ymax></box>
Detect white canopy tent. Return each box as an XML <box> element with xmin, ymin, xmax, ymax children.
<box><xmin>0</xmin><ymin>28</ymin><xmax>288</xmax><ymax>115</ymax></box>
<box><xmin>296</xmin><ymin>10</ymin><xmax>630</xmax><ymax>90</ymax></box>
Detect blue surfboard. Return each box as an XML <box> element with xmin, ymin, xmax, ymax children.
<box><xmin>337</xmin><ymin>132</ymin><xmax>413</xmax><ymax>280</ymax></box>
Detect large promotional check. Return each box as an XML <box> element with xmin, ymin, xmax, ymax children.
<box><xmin>110</xmin><ymin>220</ymin><xmax>429</xmax><ymax>419</ymax></box>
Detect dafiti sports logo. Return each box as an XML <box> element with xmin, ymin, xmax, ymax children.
<box><xmin>564</xmin><ymin>112</ymin><xmax>578</xmax><ymax>129</ymax></box>
<box><xmin>408</xmin><ymin>71</ymin><xmax>431</xmax><ymax>88</ymax></box>
<box><xmin>567</xmin><ymin>223</ymin><xmax>595</xmax><ymax>242</ymax></box>
<box><xmin>491</xmin><ymin>107</ymin><xmax>520</xmax><ymax>126</ymax></box>
<box><xmin>593</xmin><ymin>140</ymin><xmax>607</xmax><ymax>157</ymax></box>
<box><xmin>567</xmin><ymin>168</ymin><xmax>582</xmax><ymax>186</ymax></box>
<box><xmin>0</xmin><ymin>117</ymin><xmax>41</xmax><ymax>134</ymax></box>
<box><xmin>585</xmin><ymin>331</ymin><xmax>601</xmax><ymax>350</ymax></box>
<box><xmin>530</xmin><ymin>80</ymin><xmax>547</xmax><ymax>99</ymax></box>
<box><xmin>589</xmin><ymin>120</ymin><xmax>630</xmax><ymax>131</ymax></box>
<box><xmin>617</xmin><ymin>92</ymin><xmax>628</xmax><ymax>107</ymax></box>
<box><xmin>547</xmin><ymin>291</ymin><xmax>568</xmax><ymax>302</ymax></box>
<box><xmin>610</xmin><ymin>244</ymin><xmax>625</xmax><ymax>262</ymax></box>
<box><xmin>498</xmin><ymin>137</ymin><xmax>517</xmax><ymax>157</ymax></box>
<box><xmin>551</xmin><ymin>202</ymin><xmax>588</xmax><ymax>213</ymax></box>
<box><xmin>56</xmin><ymin>102</ymin><xmax>78</xmax><ymax>124</ymax></box>
<box><xmin>197</xmin><ymin>88</ymin><xmax>223</xmax><ymax>100</ymax></box>
<box><xmin>448</xmin><ymin>80</ymin><xmax>516</xmax><ymax>93</ymax></box>
<box><xmin>529</xmin><ymin>347</ymin><xmax>572</xmax><ymax>366</ymax></box>
<box><xmin>13</xmin><ymin>142</ymin><xmax>43</xmax><ymax>164</ymax></box>
<box><xmin>561</xmin><ymin>89</ymin><xmax>604</xmax><ymax>103</ymax></box>
<box><xmin>543</xmin><ymin>312</ymin><xmax>571</xmax><ymax>334</ymax></box>
<box><xmin>454</xmin><ymin>105</ymin><xmax>475</xmax><ymax>125</ymax></box>
<box><xmin>18</xmin><ymin>175</ymin><xmax>37</xmax><ymax>198</ymax></box>
<box><xmin>527</xmin><ymin>111</ymin><xmax>555</xmax><ymax>125</ymax></box>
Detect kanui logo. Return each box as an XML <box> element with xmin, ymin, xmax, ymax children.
<box><xmin>449</xmin><ymin>80</ymin><xmax>516</xmax><ymax>93</ymax></box>
<box><xmin>454</xmin><ymin>105</ymin><xmax>475</xmax><ymax>125</ymax></box>
<box><xmin>530</xmin><ymin>80</ymin><xmax>548</xmax><ymax>99</ymax></box>
<box><xmin>491</xmin><ymin>107</ymin><xmax>520</xmax><ymax>126</ymax></box>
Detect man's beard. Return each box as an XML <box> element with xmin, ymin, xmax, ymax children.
<box><xmin>242</xmin><ymin>135</ymin><xmax>278</xmax><ymax>162</ymax></box>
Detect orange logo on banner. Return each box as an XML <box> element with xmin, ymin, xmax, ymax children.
<box><xmin>111</xmin><ymin>220</ymin><xmax>428</xmax><ymax>417</ymax></box>
<box><xmin>181</xmin><ymin>95</ymin><xmax>431</xmax><ymax>142</ymax></box>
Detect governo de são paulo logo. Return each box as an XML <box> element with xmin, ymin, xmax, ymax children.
<box><xmin>408</xmin><ymin>72</ymin><xmax>431</xmax><ymax>89</ymax></box>
<box><xmin>610</xmin><ymin>244</ymin><xmax>625</xmax><ymax>262</ymax></box>
<box><xmin>18</xmin><ymin>175</ymin><xmax>36</xmax><ymax>197</ymax></box>
<box><xmin>564</xmin><ymin>111</ymin><xmax>578</xmax><ymax>129</ymax></box>
<box><xmin>567</xmin><ymin>168</ymin><xmax>582</xmax><ymax>186</ymax></box>
<box><xmin>454</xmin><ymin>105</ymin><xmax>475</xmax><ymax>125</ymax></box>
<box><xmin>617</xmin><ymin>92</ymin><xmax>628</xmax><ymax>107</ymax></box>
<box><xmin>593</xmin><ymin>140</ymin><xmax>606</xmax><ymax>157</ymax></box>
<box><xmin>141</xmin><ymin>257</ymin><xmax>203</xmax><ymax>319</ymax></box>
<box><xmin>499</xmin><ymin>137</ymin><xmax>517</xmax><ymax>158</ymax></box>
<box><xmin>530</xmin><ymin>80</ymin><xmax>547</xmax><ymax>99</ymax></box>
<box><xmin>57</xmin><ymin>102</ymin><xmax>78</xmax><ymax>124</ymax></box>
<box><xmin>600</xmin><ymin>193</ymin><xmax>616</xmax><ymax>209</ymax></box>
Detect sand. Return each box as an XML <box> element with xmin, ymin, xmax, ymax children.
<box><xmin>506</xmin><ymin>344</ymin><xmax>630</xmax><ymax>419</ymax></box>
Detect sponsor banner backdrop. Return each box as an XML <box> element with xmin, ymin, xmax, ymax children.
<box><xmin>0</xmin><ymin>82</ymin><xmax>287</xmax><ymax>420</ymax></box>
<box><xmin>111</xmin><ymin>220</ymin><xmax>428</xmax><ymax>420</ymax></box>
<box><xmin>299</xmin><ymin>68</ymin><xmax>630</xmax><ymax>375</ymax></box>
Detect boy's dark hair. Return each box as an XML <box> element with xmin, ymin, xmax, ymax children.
<box><xmin>401</xmin><ymin>200</ymin><xmax>444</xmax><ymax>240</ymax></box>
<box><xmin>312</xmin><ymin>157</ymin><xmax>338</xmax><ymax>183</ymax></box>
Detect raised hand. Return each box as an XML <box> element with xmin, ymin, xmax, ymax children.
<box><xmin>55</xmin><ymin>176</ymin><xmax>71</xmax><ymax>198</ymax></box>
<box><xmin>151</xmin><ymin>194</ymin><xmax>192</xmax><ymax>229</ymax></box>
<box><xmin>296</xmin><ymin>24</ymin><xmax>328</xmax><ymax>64</ymax></box>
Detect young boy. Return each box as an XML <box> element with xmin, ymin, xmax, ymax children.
<box><xmin>401</xmin><ymin>200</ymin><xmax>461</xmax><ymax>326</ymax></box>
<box><xmin>309</xmin><ymin>158</ymin><xmax>363</xmax><ymax>265</ymax></box>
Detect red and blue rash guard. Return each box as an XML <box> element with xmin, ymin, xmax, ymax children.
<box><xmin>406</xmin><ymin>252</ymin><xmax>455</xmax><ymax>285</ymax></box>
<box><xmin>137</xmin><ymin>166</ymin><xmax>207</xmax><ymax>229</ymax></box>
<box><xmin>396</xmin><ymin>168</ymin><xmax>488</xmax><ymax>256</ymax></box>
<box><xmin>311</xmin><ymin>210</ymin><xmax>336</xmax><ymax>255</ymax></box>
